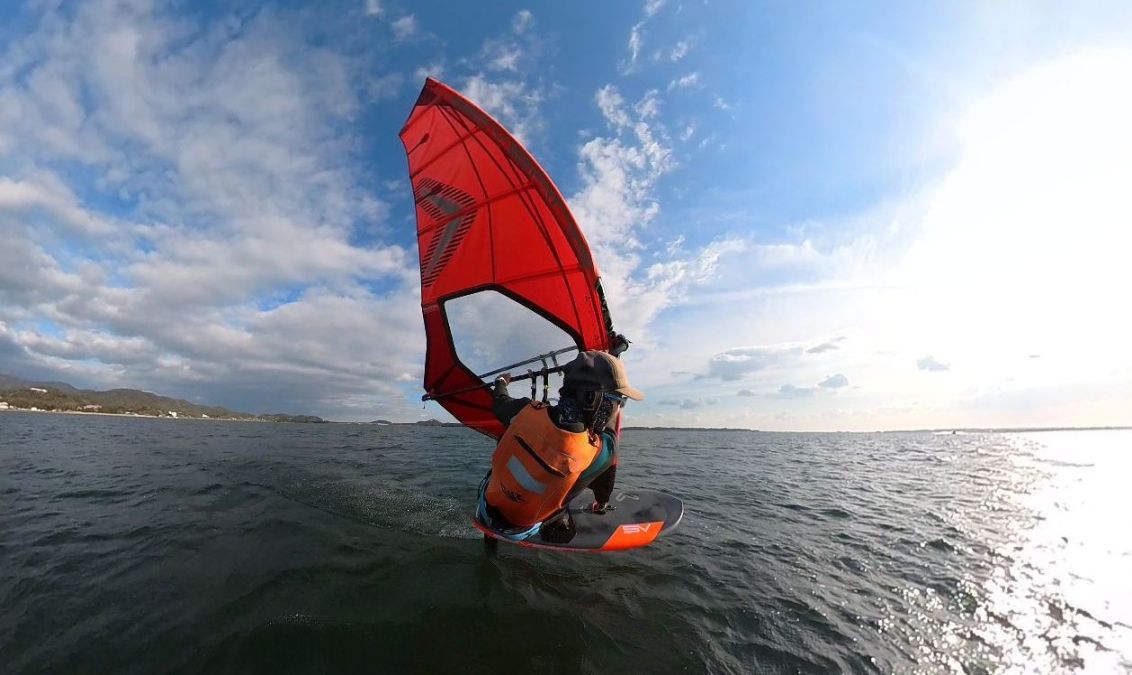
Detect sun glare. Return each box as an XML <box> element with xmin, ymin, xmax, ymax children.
<box><xmin>899</xmin><ymin>49</ymin><xmax>1132</xmax><ymax>388</ymax></box>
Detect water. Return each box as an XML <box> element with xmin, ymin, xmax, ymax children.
<box><xmin>2</xmin><ymin>413</ymin><xmax>1130</xmax><ymax>674</ymax></box>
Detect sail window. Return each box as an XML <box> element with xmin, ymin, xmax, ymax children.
<box><xmin>445</xmin><ymin>290</ymin><xmax>577</xmax><ymax>384</ymax></box>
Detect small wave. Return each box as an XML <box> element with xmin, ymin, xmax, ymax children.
<box><xmin>190</xmin><ymin>482</ymin><xmax>226</xmax><ymax>496</ymax></box>
<box><xmin>833</xmin><ymin>555</ymin><xmax>869</xmax><ymax>573</ymax></box>
<box><xmin>926</xmin><ymin>538</ymin><xmax>955</xmax><ymax>553</ymax></box>
<box><xmin>261</xmin><ymin>473</ymin><xmax>477</xmax><ymax>540</ymax></box>
<box><xmin>1035</xmin><ymin>458</ymin><xmax>1095</xmax><ymax>468</ymax></box>
<box><xmin>52</xmin><ymin>488</ymin><xmax>132</xmax><ymax>501</ymax></box>
<box><xmin>779</xmin><ymin>502</ymin><xmax>811</xmax><ymax>512</ymax></box>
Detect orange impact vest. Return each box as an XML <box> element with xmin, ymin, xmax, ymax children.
<box><xmin>485</xmin><ymin>403</ymin><xmax>601</xmax><ymax>527</ymax></box>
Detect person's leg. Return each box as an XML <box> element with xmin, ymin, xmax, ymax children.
<box><xmin>588</xmin><ymin>462</ymin><xmax>617</xmax><ymax>511</ymax></box>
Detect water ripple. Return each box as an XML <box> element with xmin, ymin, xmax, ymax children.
<box><xmin>2</xmin><ymin>415</ymin><xmax>1131</xmax><ymax>673</ymax></box>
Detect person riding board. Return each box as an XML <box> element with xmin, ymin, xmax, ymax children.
<box><xmin>477</xmin><ymin>341</ymin><xmax>643</xmax><ymax>543</ymax></box>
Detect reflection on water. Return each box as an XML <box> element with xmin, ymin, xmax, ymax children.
<box><xmin>798</xmin><ymin>430</ymin><xmax>1132</xmax><ymax>674</ymax></box>
<box><xmin>985</xmin><ymin>431</ymin><xmax>1132</xmax><ymax>672</ymax></box>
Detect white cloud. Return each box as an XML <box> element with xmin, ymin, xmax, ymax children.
<box><xmin>625</xmin><ymin>22</ymin><xmax>645</xmax><ymax>72</ymax></box>
<box><xmin>807</xmin><ymin>336</ymin><xmax>847</xmax><ymax>354</ymax></box>
<box><xmin>777</xmin><ymin>384</ymin><xmax>816</xmax><ymax>398</ymax></box>
<box><xmin>622</xmin><ymin>2</ymin><xmax>675</xmax><ymax>73</ymax></box>
<box><xmin>595</xmin><ymin>85</ymin><xmax>632</xmax><ymax>130</ymax></box>
<box><xmin>483</xmin><ymin>41</ymin><xmax>523</xmax><ymax>72</ymax></box>
<box><xmin>634</xmin><ymin>89</ymin><xmax>661</xmax><ymax>119</ymax></box>
<box><xmin>667</xmin><ymin>72</ymin><xmax>701</xmax><ymax>91</ymax></box>
<box><xmin>669</xmin><ymin>39</ymin><xmax>692</xmax><ymax>61</ymax></box>
<box><xmin>0</xmin><ymin>1</ymin><xmax>422</xmax><ymax>420</ymax></box>
<box><xmin>364</xmin><ymin>0</ymin><xmax>383</xmax><ymax>17</ymax></box>
<box><xmin>570</xmin><ymin>84</ymin><xmax>741</xmax><ymax>349</ymax></box>
<box><xmin>392</xmin><ymin>15</ymin><xmax>416</xmax><ymax>41</ymax></box>
<box><xmin>0</xmin><ymin>174</ymin><xmax>117</xmax><ymax>236</ymax></box>
<box><xmin>512</xmin><ymin>10</ymin><xmax>534</xmax><ymax>34</ymax></box>
<box><xmin>704</xmin><ymin>343</ymin><xmax>805</xmax><ymax>381</ymax></box>
<box><xmin>414</xmin><ymin>62</ymin><xmax>445</xmax><ymax>81</ymax></box>
<box><xmin>819</xmin><ymin>373</ymin><xmax>849</xmax><ymax>388</ymax></box>
<box><xmin>364</xmin><ymin>72</ymin><xmax>404</xmax><ymax>101</ymax></box>
<box><xmin>459</xmin><ymin>75</ymin><xmax>544</xmax><ymax>144</ymax></box>
<box><xmin>659</xmin><ymin>396</ymin><xmax>717</xmax><ymax>409</ymax></box>
<box><xmin>597</xmin><ymin>84</ymin><xmax>633</xmax><ymax>130</ymax></box>
<box><xmin>917</xmin><ymin>355</ymin><xmax>949</xmax><ymax>372</ymax></box>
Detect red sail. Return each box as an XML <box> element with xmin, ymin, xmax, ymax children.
<box><xmin>400</xmin><ymin>78</ymin><xmax>613</xmax><ymax>439</ymax></box>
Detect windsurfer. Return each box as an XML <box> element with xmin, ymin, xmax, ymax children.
<box><xmin>478</xmin><ymin>349</ymin><xmax>644</xmax><ymax>543</ymax></box>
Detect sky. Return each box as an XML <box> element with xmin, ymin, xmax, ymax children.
<box><xmin>1</xmin><ymin>0</ymin><xmax>1130</xmax><ymax>431</ymax></box>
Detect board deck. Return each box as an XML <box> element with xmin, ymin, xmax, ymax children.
<box><xmin>474</xmin><ymin>488</ymin><xmax>683</xmax><ymax>552</ymax></box>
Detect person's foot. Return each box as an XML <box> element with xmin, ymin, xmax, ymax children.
<box><xmin>540</xmin><ymin>511</ymin><xmax>576</xmax><ymax>543</ymax></box>
<box><xmin>591</xmin><ymin>501</ymin><xmax>614</xmax><ymax>514</ymax></box>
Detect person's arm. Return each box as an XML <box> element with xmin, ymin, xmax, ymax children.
<box><xmin>491</xmin><ymin>373</ymin><xmax>530</xmax><ymax>426</ymax></box>
<box><xmin>590</xmin><ymin>402</ymin><xmax>622</xmax><ymax>512</ymax></box>
<box><xmin>603</xmin><ymin>402</ymin><xmax>622</xmax><ymax>437</ymax></box>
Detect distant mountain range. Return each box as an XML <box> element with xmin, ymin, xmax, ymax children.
<box><xmin>0</xmin><ymin>373</ymin><xmax>325</xmax><ymax>423</ymax></box>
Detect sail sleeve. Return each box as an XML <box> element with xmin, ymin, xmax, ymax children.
<box><xmin>399</xmin><ymin>78</ymin><xmax>614</xmax><ymax>439</ymax></box>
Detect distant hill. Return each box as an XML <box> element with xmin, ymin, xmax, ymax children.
<box><xmin>257</xmin><ymin>414</ymin><xmax>327</xmax><ymax>424</ymax></box>
<box><xmin>364</xmin><ymin>418</ymin><xmax>461</xmax><ymax>427</ymax></box>
<box><xmin>0</xmin><ymin>373</ymin><xmax>325</xmax><ymax>422</ymax></box>
<box><xmin>0</xmin><ymin>374</ymin><xmax>80</xmax><ymax>393</ymax></box>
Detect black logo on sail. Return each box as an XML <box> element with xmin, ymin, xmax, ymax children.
<box><xmin>415</xmin><ymin>178</ymin><xmax>478</xmax><ymax>287</ymax></box>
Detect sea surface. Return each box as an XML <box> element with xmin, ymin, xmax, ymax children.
<box><xmin>2</xmin><ymin>412</ymin><xmax>1130</xmax><ymax>674</ymax></box>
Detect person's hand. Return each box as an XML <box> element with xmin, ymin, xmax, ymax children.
<box><xmin>610</xmin><ymin>333</ymin><xmax>630</xmax><ymax>356</ymax></box>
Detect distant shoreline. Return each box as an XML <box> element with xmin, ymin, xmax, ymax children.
<box><xmin>621</xmin><ymin>425</ymin><xmax>1132</xmax><ymax>433</ymax></box>
<box><xmin>3</xmin><ymin>408</ymin><xmax>1128</xmax><ymax>434</ymax></box>
<box><xmin>0</xmin><ymin>408</ymin><xmax>265</xmax><ymax>421</ymax></box>
<box><xmin>362</xmin><ymin>422</ymin><xmax>1132</xmax><ymax>433</ymax></box>
<box><xmin>1</xmin><ymin>374</ymin><xmax>326</xmax><ymax>423</ymax></box>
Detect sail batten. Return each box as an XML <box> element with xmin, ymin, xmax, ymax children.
<box><xmin>400</xmin><ymin>78</ymin><xmax>613</xmax><ymax>438</ymax></box>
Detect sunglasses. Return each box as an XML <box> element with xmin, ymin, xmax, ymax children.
<box><xmin>603</xmin><ymin>392</ymin><xmax>627</xmax><ymax>405</ymax></box>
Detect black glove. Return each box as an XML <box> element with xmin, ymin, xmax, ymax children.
<box><xmin>610</xmin><ymin>333</ymin><xmax>630</xmax><ymax>356</ymax></box>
